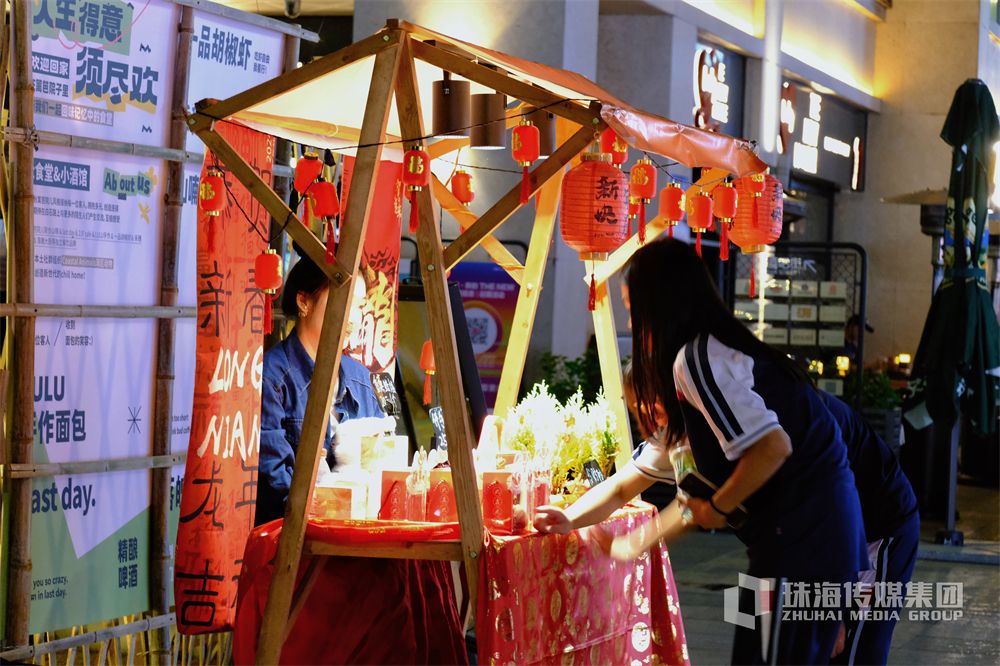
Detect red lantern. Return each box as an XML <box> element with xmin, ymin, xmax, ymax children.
<box><xmin>628</xmin><ymin>199</ymin><xmax>639</xmax><ymax>238</ymax></box>
<box><xmin>688</xmin><ymin>193</ymin><xmax>714</xmax><ymax>257</ymax></box>
<box><xmin>560</xmin><ymin>153</ymin><xmax>629</xmax><ymax>311</ymax></box>
<box><xmin>512</xmin><ymin>119</ymin><xmax>540</xmax><ymax>205</ymax></box>
<box><xmin>403</xmin><ymin>145</ymin><xmax>431</xmax><ymax>234</ymax></box>
<box><xmin>451</xmin><ymin>170</ymin><xmax>474</xmax><ymax>206</ymax></box>
<box><xmin>630</xmin><ymin>159</ymin><xmax>657</xmax><ymax>243</ymax></box>
<box><xmin>712</xmin><ymin>182</ymin><xmax>738</xmax><ymax>261</ymax></box>
<box><xmin>420</xmin><ymin>340</ymin><xmax>436</xmax><ymax>406</ymax></box>
<box><xmin>308</xmin><ymin>180</ymin><xmax>341</xmax><ymax>264</ymax></box>
<box><xmin>599</xmin><ymin>128</ymin><xmax>629</xmax><ymax>167</ymax></box>
<box><xmin>659</xmin><ymin>183</ymin><xmax>685</xmax><ymax>239</ymax></box>
<box><xmin>199</xmin><ymin>169</ymin><xmax>225</xmax><ymax>252</ymax></box>
<box><xmin>733</xmin><ymin>173</ymin><xmax>783</xmax><ymax>297</ymax></box>
<box><xmin>255</xmin><ymin>249</ymin><xmax>282</xmax><ymax>335</ymax></box>
<box><xmin>738</xmin><ymin>172</ymin><xmax>767</xmax><ymax>198</ymax></box>
<box><xmin>293</xmin><ymin>152</ymin><xmax>323</xmax><ymax>194</ymax></box>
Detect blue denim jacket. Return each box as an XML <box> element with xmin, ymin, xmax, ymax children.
<box><xmin>256</xmin><ymin>329</ymin><xmax>385</xmax><ymax>526</ymax></box>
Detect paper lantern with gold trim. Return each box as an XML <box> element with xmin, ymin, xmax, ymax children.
<box><xmin>687</xmin><ymin>193</ymin><xmax>714</xmax><ymax>257</ymax></box>
<box><xmin>293</xmin><ymin>152</ymin><xmax>323</xmax><ymax>194</ymax></box>
<box><xmin>599</xmin><ymin>128</ymin><xmax>629</xmax><ymax>167</ymax></box>
<box><xmin>659</xmin><ymin>183</ymin><xmax>685</xmax><ymax>238</ymax></box>
<box><xmin>255</xmin><ymin>249</ymin><xmax>282</xmax><ymax>335</ymax></box>
<box><xmin>403</xmin><ymin>146</ymin><xmax>431</xmax><ymax>234</ymax></box>
<box><xmin>451</xmin><ymin>170</ymin><xmax>475</xmax><ymax>206</ymax></box>
<box><xmin>733</xmin><ymin>173</ymin><xmax>783</xmax><ymax>297</ymax></box>
<box><xmin>629</xmin><ymin>159</ymin><xmax>657</xmax><ymax>243</ymax></box>
<box><xmin>712</xmin><ymin>182</ymin><xmax>738</xmax><ymax>261</ymax></box>
<box><xmin>512</xmin><ymin>119</ymin><xmax>540</xmax><ymax>205</ymax></box>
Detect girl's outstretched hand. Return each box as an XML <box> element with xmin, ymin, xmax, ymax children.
<box><xmin>533</xmin><ymin>506</ymin><xmax>573</xmax><ymax>535</ymax></box>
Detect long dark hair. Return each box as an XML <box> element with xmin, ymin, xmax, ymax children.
<box><xmin>280</xmin><ymin>250</ymin><xmax>329</xmax><ymax>319</ymax></box>
<box><xmin>624</xmin><ymin>237</ymin><xmax>811</xmax><ymax>444</ymax></box>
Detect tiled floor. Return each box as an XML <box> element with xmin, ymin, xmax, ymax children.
<box><xmin>666</xmin><ymin>523</ymin><xmax>1000</xmax><ymax>665</ymax></box>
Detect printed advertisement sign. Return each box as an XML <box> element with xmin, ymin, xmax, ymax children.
<box><xmin>340</xmin><ymin>157</ymin><xmax>404</xmax><ymax>374</ymax></box>
<box><xmin>173</xmin><ymin>122</ymin><xmax>272</xmax><ymax>634</ymax></box>
<box><xmin>29</xmin><ymin>0</ymin><xmax>178</xmax><ymax>146</ymax></box>
<box><xmin>450</xmin><ymin>262</ymin><xmax>519</xmax><ymax>409</ymax></box>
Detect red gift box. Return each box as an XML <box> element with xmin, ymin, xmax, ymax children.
<box><xmin>378</xmin><ymin>470</ymin><xmax>408</xmax><ymax>520</ymax></box>
<box><xmin>482</xmin><ymin>471</ymin><xmax>512</xmax><ymax>534</ymax></box>
<box><xmin>426</xmin><ymin>469</ymin><xmax>458</xmax><ymax>523</ymax></box>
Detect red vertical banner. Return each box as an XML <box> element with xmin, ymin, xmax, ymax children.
<box><xmin>174</xmin><ymin>123</ymin><xmax>273</xmax><ymax>634</ymax></box>
<box><xmin>341</xmin><ymin>157</ymin><xmax>404</xmax><ymax>373</ymax></box>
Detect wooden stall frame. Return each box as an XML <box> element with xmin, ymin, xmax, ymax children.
<box><xmin>183</xmin><ymin>19</ymin><xmax>752</xmax><ymax>662</ymax></box>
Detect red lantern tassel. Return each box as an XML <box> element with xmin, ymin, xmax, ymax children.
<box><xmin>206</xmin><ymin>218</ymin><xmax>216</xmax><ymax>253</ymax></box>
<box><xmin>719</xmin><ymin>220</ymin><xmax>729</xmax><ymax>261</ymax></box>
<box><xmin>408</xmin><ymin>190</ymin><xmax>419</xmax><ymax>234</ymax></box>
<box><xmin>638</xmin><ymin>204</ymin><xmax>647</xmax><ymax>244</ymax></box>
<box><xmin>668</xmin><ymin>225</ymin><xmax>674</xmax><ymax>238</ymax></box>
<box><xmin>423</xmin><ymin>373</ymin><xmax>432</xmax><ymax>406</ymax></box>
<box><xmin>749</xmin><ymin>261</ymin><xmax>756</xmax><ymax>298</ymax></box>
<box><xmin>263</xmin><ymin>295</ymin><xmax>273</xmax><ymax>335</ymax></box>
<box><xmin>588</xmin><ymin>272</ymin><xmax>597</xmax><ymax>311</ymax></box>
<box><xmin>696</xmin><ymin>232</ymin><xmax>702</xmax><ymax>257</ymax></box>
<box><xmin>520</xmin><ymin>166</ymin><xmax>531</xmax><ymax>205</ymax></box>
<box><xmin>325</xmin><ymin>220</ymin><xmax>337</xmax><ymax>264</ymax></box>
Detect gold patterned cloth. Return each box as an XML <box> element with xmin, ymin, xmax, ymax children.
<box><xmin>476</xmin><ymin>501</ymin><xmax>690</xmax><ymax>665</ymax></box>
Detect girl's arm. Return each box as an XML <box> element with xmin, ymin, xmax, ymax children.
<box><xmin>534</xmin><ymin>463</ymin><xmax>655</xmax><ymax>535</ymax></box>
<box><xmin>610</xmin><ymin>498</ymin><xmax>696</xmax><ymax>560</ymax></box>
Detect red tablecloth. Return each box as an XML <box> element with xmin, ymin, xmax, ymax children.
<box><xmin>476</xmin><ymin>502</ymin><xmax>690</xmax><ymax>666</ymax></box>
<box><xmin>232</xmin><ymin>519</ymin><xmax>469</xmax><ymax>665</ymax></box>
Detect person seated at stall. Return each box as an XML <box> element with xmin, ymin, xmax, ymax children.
<box><xmin>256</xmin><ymin>249</ymin><xmax>384</xmax><ymax>526</ymax></box>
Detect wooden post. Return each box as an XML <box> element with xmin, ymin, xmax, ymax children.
<box><xmin>6</xmin><ymin>0</ymin><xmax>36</xmax><ymax>647</ymax></box>
<box><xmin>252</xmin><ymin>42</ymin><xmax>402</xmax><ymax>666</ymax></box>
<box><xmin>492</xmin><ymin>117</ymin><xmax>573</xmax><ymax>416</ymax></box>
<box><xmin>394</xmin><ymin>34</ymin><xmax>485</xmax><ymax>620</ymax></box>
<box><xmin>148</xmin><ymin>9</ymin><xmax>194</xmax><ymax>663</ymax></box>
<box><xmin>590</xmin><ymin>279</ymin><xmax>633</xmax><ymax>470</ymax></box>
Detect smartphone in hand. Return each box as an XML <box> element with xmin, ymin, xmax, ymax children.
<box><xmin>678</xmin><ymin>471</ymin><xmax>749</xmax><ymax>530</ymax></box>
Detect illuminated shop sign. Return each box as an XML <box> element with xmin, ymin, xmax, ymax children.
<box><xmin>777</xmin><ymin>80</ymin><xmax>867</xmax><ymax>190</ymax></box>
<box><xmin>693</xmin><ymin>42</ymin><xmax>745</xmax><ymax>138</ymax></box>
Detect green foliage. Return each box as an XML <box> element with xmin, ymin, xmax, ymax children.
<box><xmin>538</xmin><ymin>348</ymin><xmax>603</xmax><ymax>404</ymax></box>
<box><xmin>843</xmin><ymin>372</ymin><xmax>902</xmax><ymax>410</ymax></box>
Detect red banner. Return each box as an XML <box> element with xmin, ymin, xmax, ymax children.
<box><xmin>340</xmin><ymin>157</ymin><xmax>403</xmax><ymax>373</ymax></box>
<box><xmin>174</xmin><ymin>122</ymin><xmax>273</xmax><ymax>634</ymax></box>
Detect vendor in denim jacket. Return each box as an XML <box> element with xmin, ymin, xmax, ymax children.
<box><xmin>256</xmin><ymin>251</ymin><xmax>384</xmax><ymax>526</ymax></box>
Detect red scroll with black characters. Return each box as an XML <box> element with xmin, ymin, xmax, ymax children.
<box><xmin>174</xmin><ymin>122</ymin><xmax>273</xmax><ymax>634</ymax></box>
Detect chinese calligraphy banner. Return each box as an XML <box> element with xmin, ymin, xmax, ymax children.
<box><xmin>341</xmin><ymin>157</ymin><xmax>404</xmax><ymax>374</ymax></box>
<box><xmin>29</xmin><ymin>0</ymin><xmax>178</xmax><ymax>145</ymax></box>
<box><xmin>174</xmin><ymin>121</ymin><xmax>272</xmax><ymax>634</ymax></box>
<box><xmin>28</xmin><ymin>144</ymin><xmax>166</xmax><ymax>632</ymax></box>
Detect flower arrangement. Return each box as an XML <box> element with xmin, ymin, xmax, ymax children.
<box><xmin>503</xmin><ymin>382</ymin><xmax>621</xmax><ymax>497</ymax></box>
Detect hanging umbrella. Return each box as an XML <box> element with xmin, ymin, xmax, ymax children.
<box><xmin>904</xmin><ymin>79</ymin><xmax>1000</xmax><ymax>438</ymax></box>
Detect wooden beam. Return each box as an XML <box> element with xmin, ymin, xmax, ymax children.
<box><xmin>8</xmin><ymin>453</ymin><xmax>187</xmax><ymax>478</ymax></box>
<box><xmin>431</xmin><ymin>174</ymin><xmax>524</xmax><ymax>284</ymax></box>
<box><xmin>190</xmin><ymin>29</ymin><xmax>397</xmax><ymax>131</ymax></box>
<box><xmin>443</xmin><ymin>121</ymin><xmax>601</xmax><ymax>269</ymax></box>
<box><xmin>303</xmin><ymin>540</ymin><xmax>464</xmax><ymax>561</ymax></box>
<box><xmin>283</xmin><ymin>555</ymin><xmax>328</xmax><ymax>643</ymax></box>
<box><xmin>193</xmin><ymin>122</ymin><xmax>351</xmax><ymax>287</ymax></box>
<box><xmin>253</xmin><ymin>42</ymin><xmax>402</xmax><ymax>666</ymax></box>
<box><xmin>410</xmin><ymin>39</ymin><xmax>602</xmax><ymax>129</ymax></box>
<box><xmin>394</xmin><ymin>34</ymin><xmax>485</xmax><ymax>617</ymax></box>
<box><xmin>492</xmin><ymin>117</ymin><xmax>574</xmax><ymax>416</ymax></box>
<box><xmin>589</xmin><ymin>167</ymin><xmax>729</xmax><ymax>285</ymax></box>
<box><xmin>590</xmin><ymin>279</ymin><xmax>634</xmax><ymax>470</ymax></box>
<box><xmin>427</xmin><ymin>138</ymin><xmax>470</xmax><ymax>161</ymax></box>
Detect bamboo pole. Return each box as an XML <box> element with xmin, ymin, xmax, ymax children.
<box><xmin>0</xmin><ymin>17</ymin><xmax>11</xmax><ymax>225</ymax></box>
<box><xmin>394</xmin><ymin>34</ymin><xmax>484</xmax><ymax>626</ymax></box>
<box><xmin>6</xmin><ymin>0</ymin><xmax>37</xmax><ymax>646</ymax></box>
<box><xmin>0</xmin><ymin>304</ymin><xmax>196</xmax><ymax>318</ymax></box>
<box><xmin>149</xmin><ymin>8</ymin><xmax>194</xmax><ymax>664</ymax></box>
<box><xmin>252</xmin><ymin>40</ymin><xmax>403</xmax><ymax>666</ymax></box>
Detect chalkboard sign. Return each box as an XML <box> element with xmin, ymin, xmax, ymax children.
<box><xmin>429</xmin><ymin>407</ymin><xmax>447</xmax><ymax>451</ymax></box>
<box><xmin>583</xmin><ymin>460</ymin><xmax>605</xmax><ymax>487</ymax></box>
<box><xmin>370</xmin><ymin>371</ymin><xmax>401</xmax><ymax>416</ymax></box>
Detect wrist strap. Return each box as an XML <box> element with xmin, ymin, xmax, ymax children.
<box><xmin>709</xmin><ymin>496</ymin><xmax>728</xmax><ymax>517</ymax></box>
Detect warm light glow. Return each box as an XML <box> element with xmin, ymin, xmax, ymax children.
<box><xmin>682</xmin><ymin>0</ymin><xmax>755</xmax><ymax>34</ymax></box>
<box><xmin>808</xmin><ymin>93</ymin><xmax>822</xmax><ymax>121</ymax></box>
<box><xmin>836</xmin><ymin>356</ymin><xmax>850</xmax><ymax>374</ymax></box>
<box><xmin>780</xmin><ymin>43</ymin><xmax>873</xmax><ymax>96</ymax></box>
<box><xmin>808</xmin><ymin>360</ymin><xmax>824</xmax><ymax>375</ymax></box>
<box><xmin>824</xmin><ymin>136</ymin><xmax>850</xmax><ymax>157</ymax></box>
<box><xmin>793</xmin><ymin>142</ymin><xmax>818</xmax><ymax>174</ymax></box>
<box><xmin>802</xmin><ymin>118</ymin><xmax>820</xmax><ymax>147</ymax></box>
<box><xmin>896</xmin><ymin>353</ymin><xmax>911</xmax><ymax>365</ymax></box>
<box><xmin>852</xmin><ymin>137</ymin><xmax>861</xmax><ymax>190</ymax></box>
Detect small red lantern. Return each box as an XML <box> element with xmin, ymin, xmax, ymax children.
<box><xmin>599</xmin><ymin>128</ymin><xmax>629</xmax><ymax>167</ymax></box>
<box><xmin>199</xmin><ymin>169</ymin><xmax>226</xmax><ymax>252</ymax></box>
<box><xmin>560</xmin><ymin>153</ymin><xmax>629</xmax><ymax>311</ymax></box>
<box><xmin>451</xmin><ymin>170</ymin><xmax>474</xmax><ymax>206</ymax></box>
<box><xmin>712</xmin><ymin>182</ymin><xmax>738</xmax><ymax>261</ymax></box>
<box><xmin>738</xmin><ymin>172</ymin><xmax>767</xmax><ymax>198</ymax></box>
<box><xmin>255</xmin><ymin>249</ymin><xmax>282</xmax><ymax>335</ymax></box>
<box><xmin>402</xmin><ymin>145</ymin><xmax>431</xmax><ymax>234</ymax></box>
<box><xmin>687</xmin><ymin>193</ymin><xmax>714</xmax><ymax>257</ymax></box>
<box><xmin>733</xmin><ymin>173</ymin><xmax>783</xmax><ymax>297</ymax></box>
<box><xmin>307</xmin><ymin>180</ymin><xmax>340</xmax><ymax>265</ymax></box>
<box><xmin>293</xmin><ymin>152</ymin><xmax>323</xmax><ymax>194</ymax></box>
<box><xmin>512</xmin><ymin>119</ymin><xmax>540</xmax><ymax>205</ymax></box>
<box><xmin>420</xmin><ymin>340</ymin><xmax>436</xmax><ymax>406</ymax></box>
<box><xmin>630</xmin><ymin>159</ymin><xmax>657</xmax><ymax>243</ymax></box>
<box><xmin>659</xmin><ymin>183</ymin><xmax>685</xmax><ymax>238</ymax></box>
